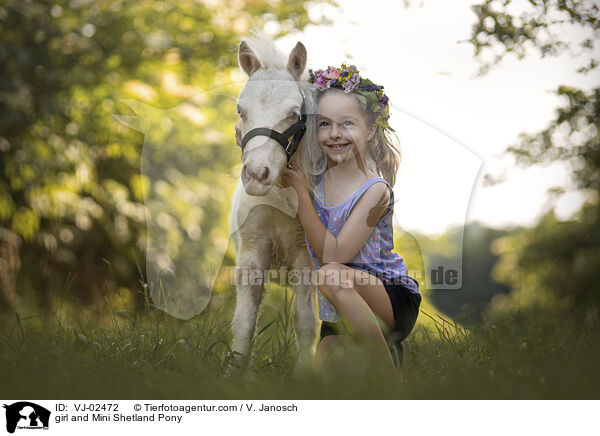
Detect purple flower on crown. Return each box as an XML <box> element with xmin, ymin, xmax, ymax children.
<box><xmin>312</xmin><ymin>72</ymin><xmax>331</xmax><ymax>90</ymax></box>
<box><xmin>311</xmin><ymin>68</ymin><xmax>334</xmax><ymax>90</ymax></box>
<box><xmin>343</xmin><ymin>73</ymin><xmax>360</xmax><ymax>92</ymax></box>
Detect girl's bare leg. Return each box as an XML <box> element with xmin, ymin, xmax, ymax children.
<box><xmin>318</xmin><ymin>263</ymin><xmax>398</xmax><ymax>375</ymax></box>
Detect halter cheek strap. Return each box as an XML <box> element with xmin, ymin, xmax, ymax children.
<box><xmin>240</xmin><ymin>96</ymin><xmax>307</xmax><ymax>163</ymax></box>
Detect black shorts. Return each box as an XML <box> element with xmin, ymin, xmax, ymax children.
<box><xmin>319</xmin><ymin>281</ymin><xmax>422</xmax><ymax>346</ymax></box>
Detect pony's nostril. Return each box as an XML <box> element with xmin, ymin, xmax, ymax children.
<box><xmin>260</xmin><ymin>167</ymin><xmax>269</xmax><ymax>181</ymax></box>
<box><xmin>243</xmin><ymin>164</ymin><xmax>271</xmax><ymax>184</ymax></box>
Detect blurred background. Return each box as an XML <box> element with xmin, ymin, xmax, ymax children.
<box><xmin>0</xmin><ymin>0</ymin><xmax>598</xmax><ymax>398</ymax></box>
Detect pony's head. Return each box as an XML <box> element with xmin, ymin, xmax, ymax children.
<box><xmin>236</xmin><ymin>36</ymin><xmax>322</xmax><ymax>195</ymax></box>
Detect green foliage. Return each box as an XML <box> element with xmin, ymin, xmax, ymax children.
<box><xmin>469</xmin><ymin>0</ymin><xmax>600</xmax><ymax>325</ymax></box>
<box><xmin>427</xmin><ymin>222</ymin><xmax>512</xmax><ymax>324</ymax></box>
<box><xmin>0</xmin><ymin>0</ymin><xmax>337</xmax><ymax>309</ymax></box>
<box><xmin>469</xmin><ymin>0</ymin><xmax>599</xmax><ymax>74</ymax></box>
<box><xmin>470</xmin><ymin>0</ymin><xmax>599</xmax><ymax>198</ymax></box>
<box><xmin>508</xmin><ymin>86</ymin><xmax>600</xmax><ymax>193</ymax></box>
<box><xmin>490</xmin><ymin>203</ymin><xmax>600</xmax><ymax>327</ymax></box>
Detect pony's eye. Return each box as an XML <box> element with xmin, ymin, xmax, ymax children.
<box><xmin>289</xmin><ymin>111</ymin><xmax>299</xmax><ymax>120</ymax></box>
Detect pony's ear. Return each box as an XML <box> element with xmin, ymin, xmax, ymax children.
<box><xmin>238</xmin><ymin>41</ymin><xmax>263</xmax><ymax>77</ymax></box>
<box><xmin>287</xmin><ymin>41</ymin><xmax>307</xmax><ymax>80</ymax></box>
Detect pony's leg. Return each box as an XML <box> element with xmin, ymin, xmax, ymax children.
<box><xmin>231</xmin><ymin>246</ymin><xmax>270</xmax><ymax>366</ymax></box>
<box><xmin>289</xmin><ymin>256</ymin><xmax>318</xmax><ymax>375</ymax></box>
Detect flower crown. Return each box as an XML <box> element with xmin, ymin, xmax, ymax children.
<box><xmin>308</xmin><ymin>63</ymin><xmax>392</xmax><ymax>131</ymax></box>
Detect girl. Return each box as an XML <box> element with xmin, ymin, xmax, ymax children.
<box><xmin>281</xmin><ymin>64</ymin><xmax>421</xmax><ymax>375</ymax></box>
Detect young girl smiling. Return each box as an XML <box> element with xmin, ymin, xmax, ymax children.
<box><xmin>281</xmin><ymin>64</ymin><xmax>421</xmax><ymax>375</ymax></box>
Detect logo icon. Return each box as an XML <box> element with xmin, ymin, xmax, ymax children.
<box><xmin>3</xmin><ymin>402</ymin><xmax>50</xmax><ymax>434</ymax></box>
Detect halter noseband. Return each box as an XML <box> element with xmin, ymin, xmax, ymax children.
<box><xmin>240</xmin><ymin>95</ymin><xmax>307</xmax><ymax>164</ymax></box>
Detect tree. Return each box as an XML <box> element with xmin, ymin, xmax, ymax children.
<box><xmin>0</xmin><ymin>0</ymin><xmax>338</xmax><ymax>313</ymax></box>
<box><xmin>429</xmin><ymin>222</ymin><xmax>512</xmax><ymax>324</ymax></box>
<box><xmin>469</xmin><ymin>0</ymin><xmax>600</xmax><ymax>325</ymax></box>
<box><xmin>470</xmin><ymin>0</ymin><xmax>599</xmax><ymax>194</ymax></box>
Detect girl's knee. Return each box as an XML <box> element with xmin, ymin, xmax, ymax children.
<box><xmin>317</xmin><ymin>262</ymin><xmax>342</xmax><ymax>283</ymax></box>
<box><xmin>317</xmin><ymin>263</ymin><xmax>354</xmax><ymax>301</ymax></box>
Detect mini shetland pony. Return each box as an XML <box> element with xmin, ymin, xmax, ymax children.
<box><xmin>229</xmin><ymin>36</ymin><xmax>324</xmax><ymax>372</ymax></box>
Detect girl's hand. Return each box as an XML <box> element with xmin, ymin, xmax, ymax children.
<box><xmin>281</xmin><ymin>161</ymin><xmax>309</xmax><ymax>197</ymax></box>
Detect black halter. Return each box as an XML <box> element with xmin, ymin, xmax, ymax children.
<box><xmin>240</xmin><ymin>96</ymin><xmax>307</xmax><ymax>163</ymax></box>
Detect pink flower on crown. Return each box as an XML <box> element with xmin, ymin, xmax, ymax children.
<box><xmin>324</xmin><ymin>67</ymin><xmax>340</xmax><ymax>80</ymax></box>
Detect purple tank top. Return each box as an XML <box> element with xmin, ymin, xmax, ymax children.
<box><xmin>305</xmin><ymin>173</ymin><xmax>420</xmax><ymax>322</ymax></box>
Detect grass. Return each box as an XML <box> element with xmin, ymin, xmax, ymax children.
<box><xmin>1</xmin><ymin>280</ymin><xmax>599</xmax><ymax>399</ymax></box>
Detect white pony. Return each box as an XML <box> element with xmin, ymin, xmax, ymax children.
<box><xmin>229</xmin><ymin>36</ymin><xmax>325</xmax><ymax>372</ymax></box>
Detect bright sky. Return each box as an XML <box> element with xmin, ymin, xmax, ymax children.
<box><xmin>268</xmin><ymin>0</ymin><xmax>596</xmax><ymax>235</ymax></box>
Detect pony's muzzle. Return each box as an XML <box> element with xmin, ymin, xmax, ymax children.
<box><xmin>242</xmin><ymin>162</ymin><xmax>271</xmax><ymax>185</ymax></box>
<box><xmin>241</xmin><ymin>161</ymin><xmax>276</xmax><ymax>196</ymax></box>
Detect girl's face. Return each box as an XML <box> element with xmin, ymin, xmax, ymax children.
<box><xmin>317</xmin><ymin>90</ymin><xmax>376</xmax><ymax>166</ymax></box>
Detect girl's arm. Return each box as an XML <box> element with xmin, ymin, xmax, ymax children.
<box><xmin>282</xmin><ymin>165</ymin><xmax>390</xmax><ymax>264</ymax></box>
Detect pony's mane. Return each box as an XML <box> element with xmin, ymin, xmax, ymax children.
<box><xmin>240</xmin><ymin>31</ymin><xmax>287</xmax><ymax>70</ymax></box>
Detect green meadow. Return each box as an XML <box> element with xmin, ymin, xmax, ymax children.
<box><xmin>2</xmin><ymin>269</ymin><xmax>598</xmax><ymax>399</ymax></box>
